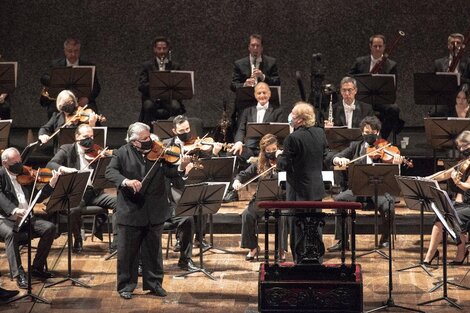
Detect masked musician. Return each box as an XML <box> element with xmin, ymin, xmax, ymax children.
<box><xmin>328</xmin><ymin>116</ymin><xmax>403</xmax><ymax>252</ymax></box>
<box><xmin>40</xmin><ymin>37</ymin><xmax>101</xmax><ymax>118</ymax></box>
<box><xmin>105</xmin><ymin>122</ymin><xmax>191</xmax><ymax>299</ymax></box>
<box><xmin>433</xmin><ymin>33</ymin><xmax>470</xmax><ymax>81</ymax></box>
<box><xmin>0</xmin><ymin>148</ymin><xmax>60</xmax><ymax>288</ymax></box>
<box><xmin>138</xmin><ymin>36</ymin><xmax>186</xmax><ymax>127</ymax></box>
<box><xmin>423</xmin><ymin>130</ymin><xmax>470</xmax><ymax>265</ymax></box>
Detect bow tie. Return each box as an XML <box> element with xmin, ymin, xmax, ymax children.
<box><xmin>257</xmin><ymin>104</ymin><xmax>268</xmax><ymax>111</ymax></box>
<box><xmin>344</xmin><ymin>104</ymin><xmax>356</xmax><ymax>113</ymax></box>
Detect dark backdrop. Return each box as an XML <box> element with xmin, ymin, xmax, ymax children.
<box><xmin>1</xmin><ymin>0</ymin><xmax>469</xmax><ymax>128</ymax></box>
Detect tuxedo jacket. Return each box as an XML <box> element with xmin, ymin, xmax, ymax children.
<box><xmin>333</xmin><ymin>140</ymin><xmax>367</xmax><ymax>163</ymax></box>
<box><xmin>0</xmin><ymin>168</ymin><xmax>53</xmax><ymax>218</ymax></box>
<box><xmin>47</xmin><ymin>143</ymin><xmax>81</xmax><ymax>171</ymax></box>
<box><xmin>331</xmin><ymin>100</ymin><xmax>375</xmax><ymax>128</ymax></box>
<box><xmin>105</xmin><ymin>143</ymin><xmax>182</xmax><ymax>226</ymax></box>
<box><xmin>349</xmin><ymin>55</ymin><xmax>397</xmax><ymax>75</ymax></box>
<box><xmin>38</xmin><ymin>111</ymin><xmax>68</xmax><ymax>136</ymax></box>
<box><xmin>231</xmin><ymin>55</ymin><xmax>280</xmax><ymax>91</ymax></box>
<box><xmin>138</xmin><ymin>58</ymin><xmax>181</xmax><ymax>101</ymax></box>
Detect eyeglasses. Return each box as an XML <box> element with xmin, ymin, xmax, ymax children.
<box><xmin>340</xmin><ymin>88</ymin><xmax>355</xmax><ymax>94</ymax></box>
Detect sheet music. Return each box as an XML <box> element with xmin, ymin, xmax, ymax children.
<box><xmin>73</xmin><ymin>65</ymin><xmax>95</xmax><ymax>86</ymax></box>
<box><xmin>431</xmin><ymin>202</ymin><xmax>457</xmax><ymax>240</ymax></box>
<box><xmin>172</xmin><ymin>70</ymin><xmax>194</xmax><ymax>95</ymax></box>
<box><xmin>16</xmin><ymin>189</ymin><xmax>43</xmax><ymax>231</ymax></box>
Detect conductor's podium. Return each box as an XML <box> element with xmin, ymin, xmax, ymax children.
<box><xmin>257</xmin><ymin>201</ymin><xmax>363</xmax><ymax>313</ymax></box>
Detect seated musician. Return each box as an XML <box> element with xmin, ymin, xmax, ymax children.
<box><xmin>38</xmin><ymin>89</ymin><xmax>98</xmax><ymax>145</ymax></box>
<box><xmin>0</xmin><ymin>148</ymin><xmax>60</xmax><ymax>288</ymax></box>
<box><xmin>431</xmin><ymin>85</ymin><xmax>470</xmax><ymax>118</ymax></box>
<box><xmin>328</xmin><ymin>116</ymin><xmax>403</xmax><ymax>252</ymax></box>
<box><xmin>46</xmin><ymin>124</ymin><xmax>117</xmax><ymax>253</ymax></box>
<box><xmin>433</xmin><ymin>33</ymin><xmax>470</xmax><ymax>83</ymax></box>
<box><xmin>423</xmin><ymin>130</ymin><xmax>470</xmax><ymax>265</ymax></box>
<box><xmin>231</xmin><ymin>134</ymin><xmax>287</xmax><ymax>261</ymax></box>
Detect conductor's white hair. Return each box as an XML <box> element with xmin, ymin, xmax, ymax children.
<box><xmin>126</xmin><ymin>122</ymin><xmax>150</xmax><ymax>142</ymax></box>
<box><xmin>1</xmin><ymin>147</ymin><xmax>20</xmax><ymax>162</ymax></box>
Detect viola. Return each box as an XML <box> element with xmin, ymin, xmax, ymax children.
<box><xmin>366</xmin><ymin>138</ymin><xmax>414</xmax><ymax>168</ymax></box>
<box><xmin>146</xmin><ymin>140</ymin><xmax>181</xmax><ymax>163</ymax></box>
<box><xmin>16</xmin><ymin>166</ymin><xmax>53</xmax><ymax>185</ymax></box>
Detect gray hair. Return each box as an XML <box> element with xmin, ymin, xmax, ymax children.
<box><xmin>64</xmin><ymin>37</ymin><xmax>81</xmax><ymax>48</ymax></box>
<box><xmin>56</xmin><ymin>89</ymin><xmax>78</xmax><ymax>111</ymax></box>
<box><xmin>126</xmin><ymin>122</ymin><xmax>150</xmax><ymax>143</ymax></box>
<box><xmin>1</xmin><ymin>147</ymin><xmax>20</xmax><ymax>162</ymax></box>
<box><xmin>340</xmin><ymin>76</ymin><xmax>357</xmax><ymax>89</ymax></box>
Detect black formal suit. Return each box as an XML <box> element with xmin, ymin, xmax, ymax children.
<box><xmin>0</xmin><ymin>168</ymin><xmax>55</xmax><ymax>278</ymax></box>
<box><xmin>40</xmin><ymin>58</ymin><xmax>101</xmax><ymax>117</ymax></box>
<box><xmin>105</xmin><ymin>143</ymin><xmax>183</xmax><ymax>293</ymax></box>
<box><xmin>349</xmin><ymin>55</ymin><xmax>397</xmax><ymax>75</ymax></box>
<box><xmin>38</xmin><ymin>111</ymin><xmax>67</xmax><ymax>137</ymax></box>
<box><xmin>230</xmin><ymin>55</ymin><xmax>280</xmax><ymax>92</ymax></box>
<box><xmin>277</xmin><ymin>126</ymin><xmax>328</xmax><ymax>263</ymax></box>
<box><xmin>434</xmin><ymin>56</ymin><xmax>470</xmax><ymax>83</ymax></box>
<box><xmin>138</xmin><ymin>58</ymin><xmax>185</xmax><ymax>127</ymax></box>
<box><xmin>331</xmin><ymin>100</ymin><xmax>375</xmax><ymax>128</ymax></box>
<box><xmin>47</xmin><ymin>143</ymin><xmax>117</xmax><ymax>245</ymax></box>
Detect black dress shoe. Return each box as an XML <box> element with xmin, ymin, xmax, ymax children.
<box><xmin>73</xmin><ymin>237</ymin><xmax>83</xmax><ymax>253</ymax></box>
<box><xmin>31</xmin><ymin>268</ymin><xmax>54</xmax><ymax>279</ymax></box>
<box><xmin>119</xmin><ymin>291</ymin><xmax>132</xmax><ymax>299</ymax></box>
<box><xmin>195</xmin><ymin>239</ymin><xmax>210</xmax><ymax>250</ymax></box>
<box><xmin>0</xmin><ymin>287</ymin><xmax>19</xmax><ymax>301</ymax></box>
<box><xmin>223</xmin><ymin>190</ymin><xmax>239</xmax><ymax>202</ymax></box>
<box><xmin>379</xmin><ymin>235</ymin><xmax>390</xmax><ymax>248</ymax></box>
<box><xmin>138</xmin><ymin>264</ymin><xmax>143</xmax><ymax>276</ymax></box>
<box><xmin>16</xmin><ymin>273</ymin><xmax>27</xmax><ymax>289</ymax></box>
<box><xmin>150</xmin><ymin>285</ymin><xmax>167</xmax><ymax>297</ymax></box>
<box><xmin>327</xmin><ymin>240</ymin><xmax>349</xmax><ymax>252</ymax></box>
<box><xmin>93</xmin><ymin>213</ymin><xmax>107</xmax><ymax>241</ymax></box>
<box><xmin>173</xmin><ymin>240</ymin><xmax>181</xmax><ymax>253</ymax></box>
<box><xmin>178</xmin><ymin>258</ymin><xmax>199</xmax><ymax>271</ymax></box>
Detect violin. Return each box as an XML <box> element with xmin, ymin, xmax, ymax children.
<box><xmin>84</xmin><ymin>144</ymin><xmax>112</xmax><ymax>161</ymax></box>
<box><xmin>183</xmin><ymin>136</ymin><xmax>234</xmax><ymax>154</ymax></box>
<box><xmin>366</xmin><ymin>138</ymin><xmax>414</xmax><ymax>168</ymax></box>
<box><xmin>16</xmin><ymin>166</ymin><xmax>53</xmax><ymax>185</ymax></box>
<box><xmin>146</xmin><ymin>140</ymin><xmax>181</xmax><ymax>163</ymax></box>
<box><xmin>455</xmin><ymin>158</ymin><xmax>470</xmax><ymax>182</ymax></box>
<box><xmin>67</xmin><ymin>107</ymin><xmax>106</xmax><ymax>125</ymax></box>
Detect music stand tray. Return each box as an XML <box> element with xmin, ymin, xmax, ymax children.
<box><xmin>0</xmin><ymin>62</ymin><xmax>18</xmax><ymax>94</ymax></box>
<box><xmin>91</xmin><ymin>156</ymin><xmax>114</xmax><ymax>189</ymax></box>
<box><xmin>414</xmin><ymin>73</ymin><xmax>459</xmax><ymax>112</ymax></box>
<box><xmin>325</xmin><ymin>127</ymin><xmax>362</xmax><ymax>150</ymax></box>
<box><xmin>0</xmin><ymin>119</ymin><xmax>12</xmax><ymax>150</ymax></box>
<box><xmin>149</xmin><ymin>70</ymin><xmax>194</xmax><ymax>101</ymax></box>
<box><xmin>424</xmin><ymin>117</ymin><xmax>470</xmax><ymax>150</ymax></box>
<box><xmin>354</xmin><ymin>74</ymin><xmax>396</xmax><ymax>106</ymax></box>
<box><xmin>246</xmin><ymin>122</ymin><xmax>290</xmax><ymax>142</ymax></box>
<box><xmin>173</xmin><ymin>183</ymin><xmax>227</xmax><ymax>280</ymax></box>
<box><xmin>152</xmin><ymin>120</ymin><xmax>174</xmax><ymax>140</ymax></box>
<box><xmin>58</xmin><ymin>126</ymin><xmax>107</xmax><ymax>148</ymax></box>
<box><xmin>47</xmin><ymin>66</ymin><xmax>94</xmax><ymax>99</ymax></box>
<box><xmin>186</xmin><ymin>157</ymin><xmax>236</xmax><ymax>184</ymax></box>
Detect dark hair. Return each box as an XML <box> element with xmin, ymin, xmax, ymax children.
<box><xmin>360</xmin><ymin>116</ymin><xmax>382</xmax><ymax>131</ymax></box>
<box><xmin>249</xmin><ymin>34</ymin><xmax>263</xmax><ymax>45</ymax></box>
<box><xmin>152</xmin><ymin>36</ymin><xmax>170</xmax><ymax>47</ymax></box>
<box><xmin>172</xmin><ymin>115</ymin><xmax>188</xmax><ymax>127</ymax></box>
<box><xmin>369</xmin><ymin>34</ymin><xmax>386</xmax><ymax>45</ymax></box>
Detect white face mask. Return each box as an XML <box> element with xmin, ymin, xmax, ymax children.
<box><xmin>288</xmin><ymin>113</ymin><xmax>295</xmax><ymax>128</ymax></box>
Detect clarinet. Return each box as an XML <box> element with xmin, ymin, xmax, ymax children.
<box><xmin>327</xmin><ymin>93</ymin><xmax>334</xmax><ymax>124</ymax></box>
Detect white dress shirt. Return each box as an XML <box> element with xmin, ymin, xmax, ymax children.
<box><xmin>342</xmin><ymin>100</ymin><xmax>356</xmax><ymax>129</ymax></box>
<box><xmin>256</xmin><ymin>102</ymin><xmax>269</xmax><ymax>123</ymax></box>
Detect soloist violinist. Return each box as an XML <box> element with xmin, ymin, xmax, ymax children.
<box><xmin>328</xmin><ymin>116</ymin><xmax>403</xmax><ymax>252</ymax></box>
<box><xmin>105</xmin><ymin>122</ymin><xmax>191</xmax><ymax>300</ymax></box>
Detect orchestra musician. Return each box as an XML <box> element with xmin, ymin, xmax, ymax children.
<box><xmin>0</xmin><ymin>148</ymin><xmax>60</xmax><ymax>289</ymax></box>
<box><xmin>105</xmin><ymin>122</ymin><xmax>191</xmax><ymax>300</ymax></box>
<box><xmin>277</xmin><ymin>102</ymin><xmax>328</xmax><ymax>263</ymax></box>
<box><xmin>138</xmin><ymin>36</ymin><xmax>186</xmax><ymax>127</ymax></box>
<box><xmin>40</xmin><ymin>37</ymin><xmax>101</xmax><ymax>118</ymax></box>
<box><xmin>328</xmin><ymin>116</ymin><xmax>402</xmax><ymax>252</ymax></box>
<box><xmin>423</xmin><ymin>130</ymin><xmax>470</xmax><ymax>265</ymax></box>
<box><xmin>433</xmin><ymin>33</ymin><xmax>470</xmax><ymax>82</ymax></box>
<box><xmin>46</xmin><ymin>124</ymin><xmax>117</xmax><ymax>253</ymax></box>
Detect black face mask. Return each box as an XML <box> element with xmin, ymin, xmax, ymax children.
<box><xmin>8</xmin><ymin>162</ymin><xmax>24</xmax><ymax>175</ymax></box>
<box><xmin>177</xmin><ymin>132</ymin><xmax>191</xmax><ymax>143</ymax></box>
<box><xmin>78</xmin><ymin>137</ymin><xmax>94</xmax><ymax>149</ymax></box>
<box><xmin>139</xmin><ymin>140</ymin><xmax>153</xmax><ymax>151</ymax></box>
<box><xmin>264</xmin><ymin>152</ymin><xmax>277</xmax><ymax>160</ymax></box>
<box><xmin>462</xmin><ymin>149</ymin><xmax>470</xmax><ymax>157</ymax></box>
<box><xmin>61</xmin><ymin>102</ymin><xmax>76</xmax><ymax>114</ymax></box>
<box><xmin>363</xmin><ymin>133</ymin><xmax>378</xmax><ymax>145</ymax></box>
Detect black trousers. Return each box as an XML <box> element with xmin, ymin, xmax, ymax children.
<box><xmin>167</xmin><ymin>216</ymin><xmax>194</xmax><ymax>261</ymax></box>
<box><xmin>117</xmin><ymin>223</ymin><xmax>164</xmax><ymax>293</ymax></box>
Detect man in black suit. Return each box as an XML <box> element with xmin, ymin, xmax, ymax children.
<box><xmin>40</xmin><ymin>37</ymin><xmax>101</xmax><ymax>118</ymax></box>
<box><xmin>327</xmin><ymin>116</ymin><xmax>401</xmax><ymax>252</ymax></box>
<box><xmin>0</xmin><ymin>148</ymin><xmax>59</xmax><ymax>288</ymax></box>
<box><xmin>348</xmin><ymin>34</ymin><xmax>403</xmax><ymax>140</ymax></box>
<box><xmin>434</xmin><ymin>33</ymin><xmax>470</xmax><ymax>82</ymax></box>
<box><xmin>138</xmin><ymin>36</ymin><xmax>186</xmax><ymax>127</ymax></box>
<box><xmin>277</xmin><ymin>102</ymin><xmax>328</xmax><ymax>263</ymax></box>
<box><xmin>47</xmin><ymin>124</ymin><xmax>116</xmax><ymax>253</ymax></box>
<box><xmin>105</xmin><ymin>122</ymin><xmax>191</xmax><ymax>300</ymax></box>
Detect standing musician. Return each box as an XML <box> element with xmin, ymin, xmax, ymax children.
<box><xmin>40</xmin><ymin>37</ymin><xmax>101</xmax><ymax>118</ymax></box>
<box><xmin>277</xmin><ymin>102</ymin><xmax>328</xmax><ymax>263</ymax></box>
<box><xmin>232</xmin><ymin>134</ymin><xmax>287</xmax><ymax>261</ymax></box>
<box><xmin>348</xmin><ymin>34</ymin><xmax>403</xmax><ymax>140</ymax></box>
<box><xmin>105</xmin><ymin>122</ymin><xmax>191</xmax><ymax>300</ymax></box>
<box><xmin>328</xmin><ymin>116</ymin><xmax>403</xmax><ymax>252</ymax></box>
<box><xmin>423</xmin><ymin>130</ymin><xmax>470</xmax><ymax>265</ymax></box>
<box><xmin>46</xmin><ymin>124</ymin><xmax>117</xmax><ymax>253</ymax></box>
<box><xmin>0</xmin><ymin>148</ymin><xmax>60</xmax><ymax>288</ymax></box>
<box><xmin>433</xmin><ymin>33</ymin><xmax>470</xmax><ymax>82</ymax></box>
<box><xmin>138</xmin><ymin>36</ymin><xmax>186</xmax><ymax>127</ymax></box>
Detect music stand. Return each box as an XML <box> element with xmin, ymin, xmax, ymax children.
<box><xmin>395</xmin><ymin>176</ymin><xmax>439</xmax><ymax>277</ymax></box>
<box><xmin>354</xmin><ymin>74</ymin><xmax>396</xmax><ymax>108</ymax></box>
<box><xmin>47</xmin><ymin>66</ymin><xmax>94</xmax><ymax>99</ymax></box>
<box><xmin>0</xmin><ymin>62</ymin><xmax>18</xmax><ymax>94</ymax></box>
<box><xmin>246</xmin><ymin>123</ymin><xmax>290</xmax><ymax>143</ymax></box>
<box><xmin>90</xmin><ymin>156</ymin><xmax>114</xmax><ymax>189</ymax></box>
<box><xmin>324</xmin><ymin>127</ymin><xmax>362</xmax><ymax>150</ymax></box>
<box><xmin>234</xmin><ymin>86</ymin><xmax>281</xmax><ymax>113</ymax></box>
<box><xmin>152</xmin><ymin>120</ymin><xmax>174</xmax><ymax>140</ymax></box>
<box><xmin>0</xmin><ymin>119</ymin><xmax>12</xmax><ymax>150</ymax></box>
<box><xmin>418</xmin><ymin>187</ymin><xmax>470</xmax><ymax>309</ymax></box>
<box><xmin>149</xmin><ymin>70</ymin><xmax>194</xmax><ymax>106</ymax></box>
<box><xmin>58</xmin><ymin>126</ymin><xmax>107</xmax><ymax>147</ymax></box>
<box><xmin>350</xmin><ymin>164</ymin><xmax>400</xmax><ymax>259</ymax></box>
<box><xmin>173</xmin><ymin>183</ymin><xmax>227</xmax><ymax>280</ymax></box>
<box><xmin>414</xmin><ymin>73</ymin><xmax>459</xmax><ymax>114</ymax></box>
<box><xmin>44</xmin><ymin>171</ymin><xmax>91</xmax><ymax>288</ymax></box>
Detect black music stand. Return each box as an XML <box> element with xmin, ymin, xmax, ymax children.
<box><xmin>324</xmin><ymin>127</ymin><xmax>362</xmax><ymax>150</ymax></box>
<box><xmin>173</xmin><ymin>183</ymin><xmax>227</xmax><ymax>280</ymax></box>
<box><xmin>350</xmin><ymin>164</ymin><xmax>400</xmax><ymax>260</ymax></box>
<box><xmin>0</xmin><ymin>119</ymin><xmax>12</xmax><ymax>150</ymax></box>
<box><xmin>414</xmin><ymin>73</ymin><xmax>459</xmax><ymax>114</ymax></box>
<box><xmin>8</xmin><ymin>191</ymin><xmax>50</xmax><ymax>304</ymax></box>
<box><xmin>234</xmin><ymin>86</ymin><xmax>281</xmax><ymax>113</ymax></box>
<box><xmin>246</xmin><ymin>123</ymin><xmax>290</xmax><ymax>143</ymax></box>
<box><xmin>44</xmin><ymin>171</ymin><xmax>91</xmax><ymax>288</ymax></box>
<box><xmin>396</xmin><ymin>176</ymin><xmax>439</xmax><ymax>277</ymax></box>
<box><xmin>0</xmin><ymin>62</ymin><xmax>17</xmax><ymax>94</ymax></box>
<box><xmin>149</xmin><ymin>71</ymin><xmax>194</xmax><ymax>106</ymax></box>
<box><xmin>186</xmin><ymin>157</ymin><xmax>236</xmax><ymax>254</ymax></box>
<box><xmin>354</xmin><ymin>74</ymin><xmax>396</xmax><ymax>108</ymax></box>
<box><xmin>152</xmin><ymin>120</ymin><xmax>174</xmax><ymax>140</ymax></box>
<box><xmin>47</xmin><ymin>66</ymin><xmax>94</xmax><ymax>99</ymax></box>
<box><xmin>90</xmin><ymin>156</ymin><xmax>114</xmax><ymax>189</ymax></box>
<box><xmin>58</xmin><ymin>126</ymin><xmax>107</xmax><ymax>147</ymax></box>
<box><xmin>419</xmin><ymin>187</ymin><xmax>470</xmax><ymax>309</ymax></box>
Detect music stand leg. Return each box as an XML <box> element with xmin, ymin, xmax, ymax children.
<box><xmin>46</xmin><ymin>205</ymin><xmax>90</xmax><ymax>288</ymax></box>
<box><xmin>105</xmin><ymin>250</ymin><xmax>117</xmax><ymax>261</ymax></box>
<box><xmin>195</xmin><ymin>214</ymin><xmax>234</xmax><ymax>256</ymax></box>
<box><xmin>8</xmin><ymin>213</ymin><xmax>51</xmax><ymax>304</ymax></box>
